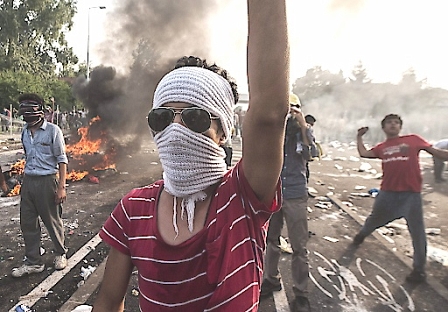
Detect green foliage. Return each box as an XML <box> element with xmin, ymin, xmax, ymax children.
<box><xmin>0</xmin><ymin>0</ymin><xmax>78</xmax><ymax>75</ymax></box>
<box><xmin>0</xmin><ymin>1</ymin><xmax>81</xmax><ymax>112</ymax></box>
<box><xmin>0</xmin><ymin>70</ymin><xmax>77</xmax><ymax>111</ymax></box>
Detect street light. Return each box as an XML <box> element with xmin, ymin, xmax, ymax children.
<box><xmin>87</xmin><ymin>6</ymin><xmax>106</xmax><ymax>80</ymax></box>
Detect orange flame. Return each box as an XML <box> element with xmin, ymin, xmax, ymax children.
<box><xmin>7</xmin><ymin>184</ymin><xmax>21</xmax><ymax>197</ymax></box>
<box><xmin>67</xmin><ymin>169</ymin><xmax>89</xmax><ymax>182</ymax></box>
<box><xmin>66</xmin><ymin>116</ymin><xmax>117</xmax><ymax>179</ymax></box>
<box><xmin>10</xmin><ymin>159</ymin><xmax>25</xmax><ymax>175</ymax></box>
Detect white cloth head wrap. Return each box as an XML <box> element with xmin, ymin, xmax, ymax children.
<box><xmin>152</xmin><ymin>66</ymin><xmax>235</xmax><ymax>139</ymax></box>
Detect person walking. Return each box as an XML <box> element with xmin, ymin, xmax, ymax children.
<box><xmin>304</xmin><ymin>114</ymin><xmax>317</xmax><ymax>183</ymax></box>
<box><xmin>11</xmin><ymin>93</ymin><xmax>68</xmax><ymax>278</ymax></box>
<box><xmin>353</xmin><ymin>114</ymin><xmax>448</xmax><ymax>283</ymax></box>
<box><xmin>261</xmin><ymin>105</ymin><xmax>312</xmax><ymax>312</ymax></box>
<box><xmin>92</xmin><ymin>1</ymin><xmax>290</xmax><ymax>311</ymax></box>
<box><xmin>2</xmin><ymin>107</ymin><xmax>11</xmax><ymax>132</ymax></box>
<box><xmin>432</xmin><ymin>139</ymin><xmax>448</xmax><ymax>183</ymax></box>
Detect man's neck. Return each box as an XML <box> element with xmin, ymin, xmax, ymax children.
<box><xmin>28</xmin><ymin>120</ymin><xmax>44</xmax><ymax>133</ymax></box>
<box><xmin>385</xmin><ymin>132</ymin><xmax>400</xmax><ymax>139</ymax></box>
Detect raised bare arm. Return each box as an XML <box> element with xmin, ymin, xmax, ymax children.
<box><xmin>243</xmin><ymin>0</ymin><xmax>290</xmax><ymax>205</ymax></box>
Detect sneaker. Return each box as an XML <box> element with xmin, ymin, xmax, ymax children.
<box><xmin>293</xmin><ymin>296</ymin><xmax>311</xmax><ymax>312</ymax></box>
<box><xmin>352</xmin><ymin>233</ymin><xmax>365</xmax><ymax>246</ymax></box>
<box><xmin>11</xmin><ymin>264</ymin><xmax>45</xmax><ymax>278</ymax></box>
<box><xmin>54</xmin><ymin>254</ymin><xmax>67</xmax><ymax>270</ymax></box>
<box><xmin>406</xmin><ymin>270</ymin><xmax>426</xmax><ymax>283</ymax></box>
<box><xmin>260</xmin><ymin>279</ymin><xmax>282</xmax><ymax>298</ymax></box>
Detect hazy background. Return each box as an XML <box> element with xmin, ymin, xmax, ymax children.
<box><xmin>66</xmin><ymin>0</ymin><xmax>448</xmax><ymax>146</ymax></box>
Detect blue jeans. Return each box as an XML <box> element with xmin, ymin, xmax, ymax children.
<box><xmin>264</xmin><ymin>196</ymin><xmax>309</xmax><ymax>297</ymax></box>
<box><xmin>358</xmin><ymin>191</ymin><xmax>426</xmax><ymax>272</ymax></box>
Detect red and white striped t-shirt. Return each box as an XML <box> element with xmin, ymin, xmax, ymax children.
<box><xmin>100</xmin><ymin>161</ymin><xmax>281</xmax><ymax>311</ymax></box>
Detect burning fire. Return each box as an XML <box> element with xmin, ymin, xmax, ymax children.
<box><xmin>65</xmin><ymin>116</ymin><xmax>117</xmax><ymax>181</ymax></box>
<box><xmin>8</xmin><ymin>184</ymin><xmax>21</xmax><ymax>197</ymax></box>
<box><xmin>11</xmin><ymin>159</ymin><xmax>25</xmax><ymax>175</ymax></box>
<box><xmin>67</xmin><ymin>170</ymin><xmax>89</xmax><ymax>182</ymax></box>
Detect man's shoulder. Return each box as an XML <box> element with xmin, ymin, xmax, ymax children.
<box><xmin>126</xmin><ymin>181</ymin><xmax>164</xmax><ymax>198</ymax></box>
<box><xmin>400</xmin><ymin>134</ymin><xmax>429</xmax><ymax>146</ymax></box>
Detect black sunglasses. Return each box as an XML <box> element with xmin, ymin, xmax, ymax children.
<box><xmin>147</xmin><ymin>107</ymin><xmax>219</xmax><ymax>133</ymax></box>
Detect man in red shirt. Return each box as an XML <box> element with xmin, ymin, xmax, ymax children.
<box><xmin>353</xmin><ymin>114</ymin><xmax>448</xmax><ymax>283</ymax></box>
<box><xmin>92</xmin><ymin>0</ymin><xmax>290</xmax><ymax>311</ymax></box>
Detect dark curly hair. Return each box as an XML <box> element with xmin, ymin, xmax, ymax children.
<box><xmin>174</xmin><ymin>56</ymin><xmax>239</xmax><ymax>104</ymax></box>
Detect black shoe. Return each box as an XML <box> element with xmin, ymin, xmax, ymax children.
<box><xmin>406</xmin><ymin>270</ymin><xmax>426</xmax><ymax>283</ymax></box>
<box><xmin>293</xmin><ymin>296</ymin><xmax>311</xmax><ymax>312</ymax></box>
<box><xmin>260</xmin><ymin>279</ymin><xmax>282</xmax><ymax>298</ymax></box>
<box><xmin>352</xmin><ymin>234</ymin><xmax>365</xmax><ymax>246</ymax></box>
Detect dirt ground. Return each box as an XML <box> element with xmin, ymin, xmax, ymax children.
<box><xmin>0</xmin><ymin>134</ymin><xmax>163</xmax><ymax>311</ymax></box>
<box><xmin>1</xmin><ymin>136</ymin><xmax>448</xmax><ymax>311</ymax></box>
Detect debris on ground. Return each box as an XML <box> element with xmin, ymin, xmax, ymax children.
<box><xmin>368</xmin><ymin>188</ymin><xmax>379</xmax><ymax>197</ymax></box>
<box><xmin>14</xmin><ymin>304</ymin><xmax>32</xmax><ymax>312</ymax></box>
<box><xmin>323</xmin><ymin>236</ymin><xmax>339</xmax><ymax>243</ymax></box>
<box><xmin>88</xmin><ymin>175</ymin><xmax>99</xmax><ymax>184</ymax></box>
<box><xmin>334</xmin><ymin>164</ymin><xmax>344</xmax><ymax>170</ymax></box>
<box><xmin>308</xmin><ymin>186</ymin><xmax>318</xmax><ymax>195</ymax></box>
<box><xmin>77</xmin><ymin>265</ymin><xmax>97</xmax><ymax>288</ymax></box>
<box><xmin>350</xmin><ymin>192</ymin><xmax>371</xmax><ymax>198</ymax></box>
<box><xmin>427</xmin><ymin>246</ymin><xmax>448</xmax><ymax>266</ymax></box>
<box><xmin>131</xmin><ymin>288</ymin><xmax>140</xmax><ymax>296</ymax></box>
<box><xmin>315</xmin><ymin>202</ymin><xmax>332</xmax><ymax>210</ymax></box>
<box><xmin>71</xmin><ymin>305</ymin><xmax>93</xmax><ymax>312</ymax></box>
<box><xmin>315</xmin><ymin>196</ymin><xmax>330</xmax><ymax>202</ymax></box>
<box><xmin>358</xmin><ymin>162</ymin><xmax>372</xmax><ymax>172</ymax></box>
<box><xmin>279</xmin><ymin>236</ymin><xmax>293</xmax><ymax>254</ymax></box>
<box><xmin>426</xmin><ymin>228</ymin><xmax>441</xmax><ymax>235</ymax></box>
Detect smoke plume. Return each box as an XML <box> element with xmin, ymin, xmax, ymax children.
<box><xmin>72</xmin><ymin>0</ymin><xmax>221</xmax><ymax>160</ymax></box>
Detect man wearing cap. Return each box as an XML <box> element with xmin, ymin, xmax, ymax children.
<box><xmin>11</xmin><ymin>93</ymin><xmax>68</xmax><ymax>278</ymax></box>
<box><xmin>93</xmin><ymin>0</ymin><xmax>289</xmax><ymax>311</ymax></box>
<box><xmin>261</xmin><ymin>96</ymin><xmax>312</xmax><ymax>312</ymax></box>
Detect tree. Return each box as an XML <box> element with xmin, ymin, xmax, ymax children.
<box><xmin>350</xmin><ymin>61</ymin><xmax>371</xmax><ymax>84</ymax></box>
<box><xmin>0</xmin><ymin>70</ymin><xmax>78</xmax><ymax>112</ymax></box>
<box><xmin>399</xmin><ymin>68</ymin><xmax>424</xmax><ymax>90</ymax></box>
<box><xmin>0</xmin><ymin>0</ymin><xmax>78</xmax><ymax>76</ymax></box>
<box><xmin>292</xmin><ymin>66</ymin><xmax>345</xmax><ymax>102</ymax></box>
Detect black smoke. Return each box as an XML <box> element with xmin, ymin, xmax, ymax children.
<box><xmin>72</xmin><ymin>0</ymin><xmax>220</xmax><ymax>159</ymax></box>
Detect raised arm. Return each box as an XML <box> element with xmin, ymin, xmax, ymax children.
<box><xmin>242</xmin><ymin>0</ymin><xmax>290</xmax><ymax>205</ymax></box>
<box><xmin>357</xmin><ymin>127</ymin><xmax>376</xmax><ymax>158</ymax></box>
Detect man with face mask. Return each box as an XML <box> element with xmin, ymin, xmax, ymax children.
<box><xmin>93</xmin><ymin>0</ymin><xmax>290</xmax><ymax>310</ymax></box>
<box><xmin>11</xmin><ymin>93</ymin><xmax>68</xmax><ymax>278</ymax></box>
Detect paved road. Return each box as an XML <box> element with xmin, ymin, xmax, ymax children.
<box><xmin>2</xmin><ymin>138</ymin><xmax>448</xmax><ymax>311</ymax></box>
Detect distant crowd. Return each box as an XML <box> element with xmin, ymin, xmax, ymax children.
<box><xmin>1</xmin><ymin>105</ymin><xmax>89</xmax><ymax>133</ymax></box>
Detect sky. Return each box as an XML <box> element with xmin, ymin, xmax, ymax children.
<box><xmin>66</xmin><ymin>0</ymin><xmax>448</xmax><ymax>92</ymax></box>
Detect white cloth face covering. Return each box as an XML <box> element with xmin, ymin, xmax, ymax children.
<box><xmin>154</xmin><ymin>123</ymin><xmax>227</xmax><ymax>237</ymax></box>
